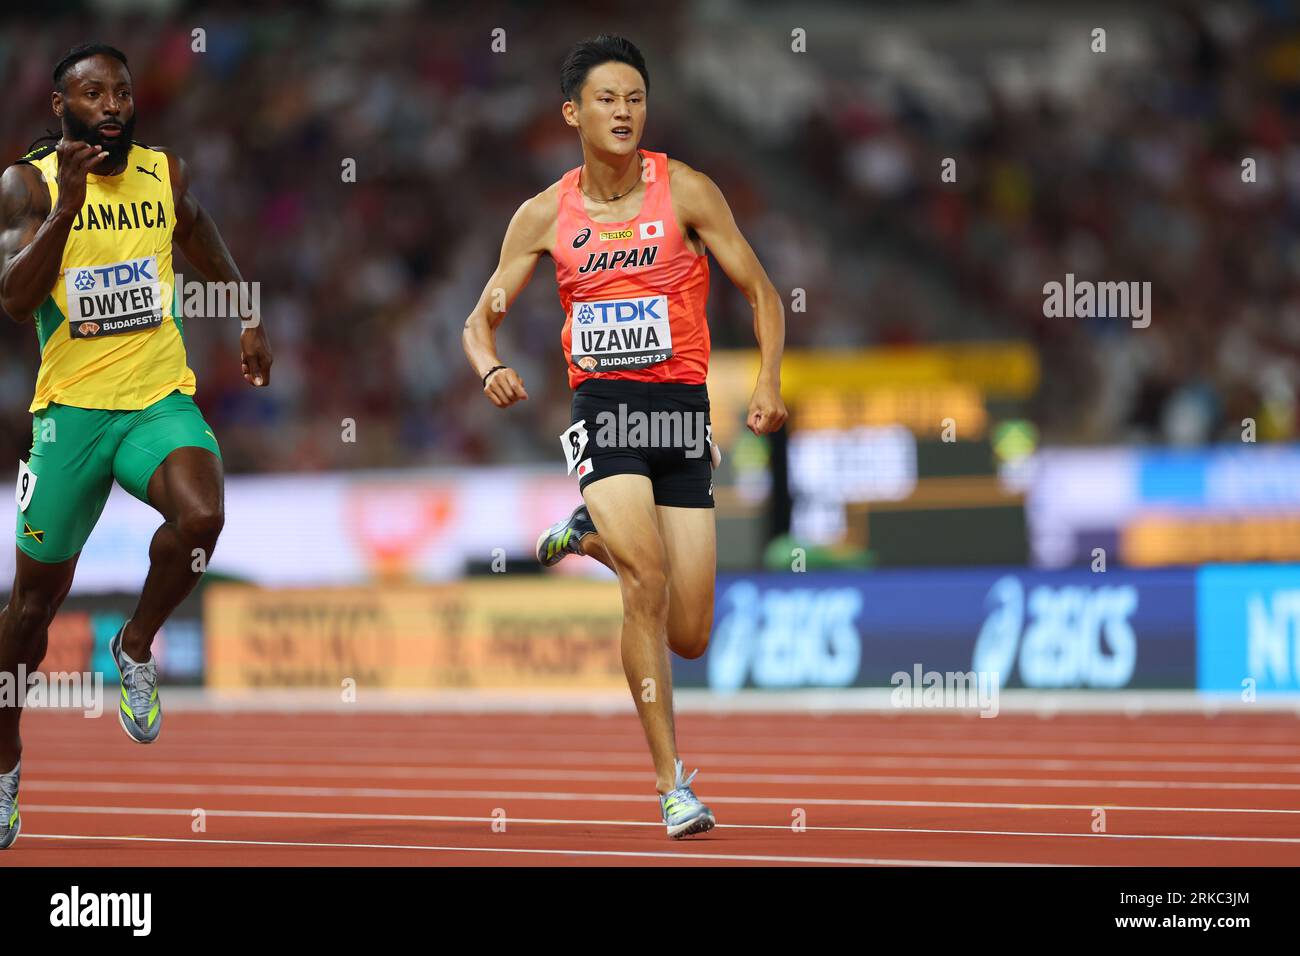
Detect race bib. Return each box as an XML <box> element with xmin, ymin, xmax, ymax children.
<box><xmin>15</xmin><ymin>460</ymin><xmax>36</xmax><ymax>512</ymax></box>
<box><xmin>570</xmin><ymin>294</ymin><xmax>672</xmax><ymax>373</ymax></box>
<box><xmin>64</xmin><ymin>255</ymin><xmax>165</xmax><ymax>339</ymax></box>
<box><xmin>560</xmin><ymin>420</ymin><xmax>589</xmax><ymax>475</ymax></box>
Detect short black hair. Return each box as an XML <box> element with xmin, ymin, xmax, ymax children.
<box><xmin>53</xmin><ymin>43</ymin><xmax>130</xmax><ymax>92</ymax></box>
<box><xmin>560</xmin><ymin>34</ymin><xmax>648</xmax><ymax>102</ymax></box>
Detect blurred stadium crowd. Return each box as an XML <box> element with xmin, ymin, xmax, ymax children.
<box><xmin>0</xmin><ymin>1</ymin><xmax>1297</xmax><ymax>474</ymax></box>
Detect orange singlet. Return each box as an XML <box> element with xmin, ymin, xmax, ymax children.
<box><xmin>554</xmin><ymin>150</ymin><xmax>711</xmax><ymax>390</ymax></box>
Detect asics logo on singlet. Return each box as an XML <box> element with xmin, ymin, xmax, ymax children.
<box><xmin>572</xmin><ymin>227</ymin><xmax>591</xmax><ymax>249</ymax></box>
<box><xmin>574</xmin><ymin>297</ymin><xmax>662</xmax><ymax>325</ymax></box>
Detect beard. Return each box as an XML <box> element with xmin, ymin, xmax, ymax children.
<box><xmin>63</xmin><ymin>110</ymin><xmax>136</xmax><ymax>168</ymax></box>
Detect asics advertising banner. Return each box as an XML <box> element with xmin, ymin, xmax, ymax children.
<box><xmin>673</xmin><ymin>569</ymin><xmax>1198</xmax><ymax>692</ymax></box>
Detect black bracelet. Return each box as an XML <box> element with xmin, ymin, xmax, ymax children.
<box><xmin>482</xmin><ymin>364</ymin><xmax>507</xmax><ymax>387</ymax></box>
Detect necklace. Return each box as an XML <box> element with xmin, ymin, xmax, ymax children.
<box><xmin>580</xmin><ymin>156</ymin><xmax>641</xmax><ymax>203</ymax></box>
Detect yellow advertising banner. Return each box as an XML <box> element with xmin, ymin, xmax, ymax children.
<box><xmin>1123</xmin><ymin>515</ymin><xmax>1300</xmax><ymax>566</ymax></box>
<box><xmin>204</xmin><ymin>580</ymin><xmax>626</xmax><ymax>690</ymax></box>
<box><xmin>706</xmin><ymin>344</ymin><xmax>1037</xmax><ymax>445</ymax></box>
<box><xmin>708</xmin><ymin>344</ymin><xmax>1038</xmax><ymax>399</ymax></box>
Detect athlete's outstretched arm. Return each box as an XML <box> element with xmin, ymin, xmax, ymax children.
<box><xmin>163</xmin><ymin>148</ymin><xmax>272</xmax><ymax>388</ymax></box>
<box><xmin>672</xmin><ymin>164</ymin><xmax>788</xmax><ymax>435</ymax></box>
<box><xmin>462</xmin><ymin>188</ymin><xmax>556</xmax><ymax>408</ymax></box>
<box><xmin>0</xmin><ymin>142</ymin><xmax>111</xmax><ymax>322</ymax></box>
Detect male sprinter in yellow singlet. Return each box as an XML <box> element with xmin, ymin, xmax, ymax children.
<box><xmin>0</xmin><ymin>44</ymin><xmax>272</xmax><ymax>848</ymax></box>
<box><xmin>462</xmin><ymin>35</ymin><xmax>786</xmax><ymax>838</ymax></box>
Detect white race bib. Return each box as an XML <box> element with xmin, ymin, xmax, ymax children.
<box><xmin>64</xmin><ymin>255</ymin><xmax>165</xmax><ymax>339</ymax></box>
<box><xmin>570</xmin><ymin>294</ymin><xmax>672</xmax><ymax>372</ymax></box>
<box><xmin>560</xmin><ymin>420</ymin><xmax>589</xmax><ymax>475</ymax></box>
<box><xmin>15</xmin><ymin>460</ymin><xmax>36</xmax><ymax>512</ymax></box>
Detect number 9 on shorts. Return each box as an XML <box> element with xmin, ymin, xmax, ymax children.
<box><xmin>15</xmin><ymin>459</ymin><xmax>36</xmax><ymax>512</ymax></box>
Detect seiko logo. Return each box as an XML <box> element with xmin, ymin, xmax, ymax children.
<box><xmin>599</xmin><ymin>228</ymin><xmax>633</xmax><ymax>241</ymax></box>
<box><xmin>572</xmin><ymin>227</ymin><xmax>591</xmax><ymax>249</ymax></box>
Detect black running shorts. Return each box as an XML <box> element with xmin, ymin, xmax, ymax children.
<box><xmin>564</xmin><ymin>379</ymin><xmax>714</xmax><ymax>509</ymax></box>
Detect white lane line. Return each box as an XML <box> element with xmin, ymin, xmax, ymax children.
<box><xmin>32</xmin><ymin>727</ymin><xmax>1300</xmax><ymax>752</ymax></box>
<box><xmin>13</xmin><ymin>833</ymin><xmax>1055</xmax><ymax>866</ymax></box>
<box><xmin>25</xmin><ymin>771</ymin><xmax>1300</xmax><ymax>794</ymax></box>
<box><xmin>30</xmin><ymin>728</ymin><xmax>1300</xmax><ymax>759</ymax></box>
<box><xmin>23</xmin><ymin>779</ymin><xmax>1300</xmax><ymax>808</ymax></box>
<box><xmin>54</xmin><ymin>726</ymin><xmax>1299</xmax><ymax>758</ymax></box>
<box><xmin>116</xmin><ymin>686</ymin><xmax>1300</xmax><ymax>716</ymax></box>
<box><xmin>22</xmin><ymin>804</ymin><xmax>1300</xmax><ymax>844</ymax></box>
<box><xmin>30</xmin><ymin>754</ymin><xmax>1300</xmax><ymax>777</ymax></box>
<box><xmin>62</xmin><ymin>739</ymin><xmax>1300</xmax><ymax>759</ymax></box>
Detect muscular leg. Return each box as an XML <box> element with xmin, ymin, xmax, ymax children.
<box><xmin>581</xmin><ymin>475</ymin><xmax>680</xmax><ymax>794</ymax></box>
<box><xmin>578</xmin><ymin>533</ymin><xmax>616</xmax><ymax>572</ymax></box>
<box><xmin>656</xmin><ymin>506</ymin><xmax>716</xmax><ymax>660</ymax></box>
<box><xmin>0</xmin><ymin>550</ymin><xmax>79</xmax><ymax>770</ymax></box>
<box><xmin>580</xmin><ymin>507</ymin><xmax>716</xmax><ymax>660</ymax></box>
<box><xmin>120</xmin><ymin>447</ymin><xmax>224</xmax><ymax>662</ymax></box>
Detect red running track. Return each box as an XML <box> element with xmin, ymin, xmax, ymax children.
<box><xmin>3</xmin><ymin>708</ymin><xmax>1299</xmax><ymax>866</ymax></box>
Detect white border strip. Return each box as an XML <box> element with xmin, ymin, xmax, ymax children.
<box><xmin>23</xmin><ymin>804</ymin><xmax>1300</xmax><ymax>844</ymax></box>
<box><xmin>14</xmin><ymin>832</ymin><xmax>1059</xmax><ymax>866</ymax></box>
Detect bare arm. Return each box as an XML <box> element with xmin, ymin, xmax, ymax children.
<box><xmin>462</xmin><ymin>187</ymin><xmax>556</xmax><ymax>407</ymax></box>
<box><xmin>165</xmin><ymin>149</ymin><xmax>241</xmax><ymax>284</ymax></box>
<box><xmin>163</xmin><ymin>148</ymin><xmax>271</xmax><ymax>387</ymax></box>
<box><xmin>672</xmin><ymin>162</ymin><xmax>788</xmax><ymax>435</ymax></box>
<box><xmin>1</xmin><ymin>141</ymin><xmax>114</xmax><ymax>322</ymax></box>
<box><xmin>0</xmin><ymin>164</ymin><xmax>57</xmax><ymax>322</ymax></box>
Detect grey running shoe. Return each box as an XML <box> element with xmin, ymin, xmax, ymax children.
<box><xmin>535</xmin><ymin>504</ymin><xmax>597</xmax><ymax>567</ymax></box>
<box><xmin>660</xmin><ymin>759</ymin><xmax>716</xmax><ymax>839</ymax></box>
<box><xmin>0</xmin><ymin>760</ymin><xmax>19</xmax><ymax>849</ymax></box>
<box><xmin>110</xmin><ymin>622</ymin><xmax>161</xmax><ymax>744</ymax></box>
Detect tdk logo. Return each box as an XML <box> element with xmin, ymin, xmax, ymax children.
<box><xmin>573</xmin><ymin>297</ymin><xmax>663</xmax><ymax>326</ymax></box>
<box><xmin>72</xmin><ymin>260</ymin><xmax>155</xmax><ymax>291</ymax></box>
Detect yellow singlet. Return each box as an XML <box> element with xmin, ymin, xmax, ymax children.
<box><xmin>18</xmin><ymin>141</ymin><xmax>196</xmax><ymax>412</ymax></box>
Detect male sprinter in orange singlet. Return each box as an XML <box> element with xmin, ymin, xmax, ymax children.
<box><xmin>462</xmin><ymin>35</ymin><xmax>786</xmax><ymax>838</ymax></box>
